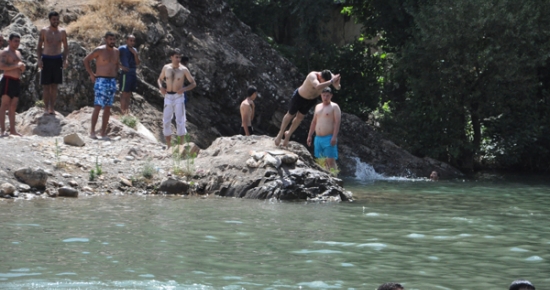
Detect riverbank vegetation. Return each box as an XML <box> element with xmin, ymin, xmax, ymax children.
<box><xmin>228</xmin><ymin>0</ymin><xmax>550</xmax><ymax>172</ymax></box>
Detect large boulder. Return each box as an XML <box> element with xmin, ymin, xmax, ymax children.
<box><xmin>193</xmin><ymin>135</ymin><xmax>352</xmax><ymax>201</ymax></box>
<box><xmin>14</xmin><ymin>167</ymin><xmax>48</xmax><ymax>189</ymax></box>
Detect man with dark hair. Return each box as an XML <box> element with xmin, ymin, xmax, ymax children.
<box><xmin>275</xmin><ymin>69</ymin><xmax>341</xmax><ymax>147</ymax></box>
<box><xmin>37</xmin><ymin>11</ymin><xmax>69</xmax><ymax>115</ymax></box>
<box><xmin>157</xmin><ymin>49</ymin><xmax>196</xmax><ymax>148</ymax></box>
<box><xmin>0</xmin><ymin>33</ymin><xmax>25</xmax><ymax>136</ymax></box>
<box><xmin>118</xmin><ymin>34</ymin><xmax>140</xmax><ymax>115</ymax></box>
<box><xmin>240</xmin><ymin>85</ymin><xmax>257</xmax><ymax>136</ymax></box>
<box><xmin>377</xmin><ymin>282</ymin><xmax>404</xmax><ymax>290</ymax></box>
<box><xmin>83</xmin><ymin>32</ymin><xmax>120</xmax><ymax>140</ymax></box>
<box><xmin>509</xmin><ymin>279</ymin><xmax>535</xmax><ymax>290</ymax></box>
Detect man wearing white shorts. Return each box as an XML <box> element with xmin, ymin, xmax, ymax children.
<box><xmin>157</xmin><ymin>49</ymin><xmax>196</xmax><ymax>148</ymax></box>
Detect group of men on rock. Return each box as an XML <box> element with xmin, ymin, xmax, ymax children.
<box><xmin>0</xmin><ymin>10</ymin><xmax>342</xmax><ymax>171</ymax></box>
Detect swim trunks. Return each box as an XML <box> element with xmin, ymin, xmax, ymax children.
<box><xmin>288</xmin><ymin>89</ymin><xmax>318</xmax><ymax>115</ymax></box>
<box><xmin>119</xmin><ymin>72</ymin><xmax>137</xmax><ymax>92</ymax></box>
<box><xmin>239</xmin><ymin>126</ymin><xmax>254</xmax><ymax>136</ymax></box>
<box><xmin>0</xmin><ymin>76</ymin><xmax>21</xmax><ymax>99</ymax></box>
<box><xmin>94</xmin><ymin>77</ymin><xmax>117</xmax><ymax>107</ymax></box>
<box><xmin>40</xmin><ymin>54</ymin><xmax>63</xmax><ymax>85</ymax></box>
<box><xmin>314</xmin><ymin>134</ymin><xmax>338</xmax><ymax>159</ymax></box>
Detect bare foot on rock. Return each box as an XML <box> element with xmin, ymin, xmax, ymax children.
<box><xmin>9</xmin><ymin>131</ymin><xmax>22</xmax><ymax>137</ymax></box>
<box><xmin>274</xmin><ymin>133</ymin><xmax>283</xmax><ymax>146</ymax></box>
<box><xmin>282</xmin><ymin>131</ymin><xmax>291</xmax><ymax>147</ymax></box>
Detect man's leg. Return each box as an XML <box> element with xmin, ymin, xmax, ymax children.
<box><xmin>282</xmin><ymin>112</ymin><xmax>305</xmax><ymax>147</ymax></box>
<box><xmin>121</xmin><ymin>92</ymin><xmax>131</xmax><ymax>115</ymax></box>
<box><xmin>326</xmin><ymin>158</ymin><xmax>337</xmax><ymax>171</ymax></box>
<box><xmin>274</xmin><ymin>112</ymin><xmax>295</xmax><ymax>146</ymax></box>
<box><xmin>0</xmin><ymin>95</ymin><xmax>10</xmax><ymax>134</ymax></box>
<box><xmin>90</xmin><ymin>105</ymin><xmax>102</xmax><ymax>138</ymax></box>
<box><xmin>175</xmin><ymin>100</ymin><xmax>186</xmax><ymax>146</ymax></box>
<box><xmin>49</xmin><ymin>84</ymin><xmax>58</xmax><ymax>114</ymax></box>
<box><xmin>42</xmin><ymin>85</ymin><xmax>51</xmax><ymax>113</ymax></box>
<box><xmin>7</xmin><ymin>97</ymin><xmax>21</xmax><ymax>136</ymax></box>
<box><xmin>100</xmin><ymin>106</ymin><xmax>111</xmax><ymax>137</ymax></box>
<box><xmin>163</xmin><ymin>102</ymin><xmax>175</xmax><ymax>148</ymax></box>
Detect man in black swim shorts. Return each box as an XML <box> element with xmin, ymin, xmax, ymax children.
<box><xmin>37</xmin><ymin>11</ymin><xmax>69</xmax><ymax>115</ymax></box>
<box><xmin>0</xmin><ymin>33</ymin><xmax>26</xmax><ymax>136</ymax></box>
<box><xmin>274</xmin><ymin>70</ymin><xmax>341</xmax><ymax>147</ymax></box>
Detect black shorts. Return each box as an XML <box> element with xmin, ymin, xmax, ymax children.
<box><xmin>288</xmin><ymin>89</ymin><xmax>318</xmax><ymax>115</ymax></box>
<box><xmin>0</xmin><ymin>76</ymin><xmax>21</xmax><ymax>98</ymax></box>
<box><xmin>41</xmin><ymin>55</ymin><xmax>63</xmax><ymax>85</ymax></box>
<box><xmin>119</xmin><ymin>72</ymin><xmax>137</xmax><ymax>92</ymax></box>
<box><xmin>239</xmin><ymin>126</ymin><xmax>254</xmax><ymax>135</ymax></box>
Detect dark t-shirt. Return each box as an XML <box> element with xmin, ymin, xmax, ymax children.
<box><xmin>119</xmin><ymin>45</ymin><xmax>137</xmax><ymax>74</ymax></box>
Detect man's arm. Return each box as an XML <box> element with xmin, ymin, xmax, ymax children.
<box><xmin>119</xmin><ymin>47</ymin><xmax>129</xmax><ymax>72</ymax></box>
<box><xmin>157</xmin><ymin>66</ymin><xmax>167</xmax><ymax>95</ymax></box>
<box><xmin>83</xmin><ymin>48</ymin><xmax>99</xmax><ymax>83</ymax></box>
<box><xmin>61</xmin><ymin>29</ymin><xmax>69</xmax><ymax>68</ymax></box>
<box><xmin>36</xmin><ymin>29</ymin><xmax>45</xmax><ymax>69</ymax></box>
<box><xmin>178</xmin><ymin>69</ymin><xmax>196</xmax><ymax>94</ymax></box>
<box><xmin>331</xmin><ymin>73</ymin><xmax>341</xmax><ymax>90</ymax></box>
<box><xmin>310</xmin><ymin>72</ymin><xmax>340</xmax><ymax>91</ymax></box>
<box><xmin>307</xmin><ymin>106</ymin><xmax>319</xmax><ymax>147</ymax></box>
<box><xmin>240</xmin><ymin>103</ymin><xmax>251</xmax><ymax>136</ymax></box>
<box><xmin>331</xmin><ymin>104</ymin><xmax>341</xmax><ymax>146</ymax></box>
<box><xmin>131</xmin><ymin>46</ymin><xmax>140</xmax><ymax>66</ymax></box>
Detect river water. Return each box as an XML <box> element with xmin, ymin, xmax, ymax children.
<box><xmin>0</xmin><ymin>173</ymin><xmax>549</xmax><ymax>289</ymax></box>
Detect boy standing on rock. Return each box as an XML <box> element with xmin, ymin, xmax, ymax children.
<box><xmin>275</xmin><ymin>70</ymin><xmax>341</xmax><ymax>147</ymax></box>
<box><xmin>306</xmin><ymin>87</ymin><xmax>341</xmax><ymax>171</ymax></box>
<box><xmin>83</xmin><ymin>32</ymin><xmax>120</xmax><ymax>140</ymax></box>
<box><xmin>239</xmin><ymin>85</ymin><xmax>257</xmax><ymax>136</ymax></box>
<box><xmin>0</xmin><ymin>33</ymin><xmax>26</xmax><ymax>137</ymax></box>
<box><xmin>37</xmin><ymin>11</ymin><xmax>69</xmax><ymax>115</ymax></box>
<box><xmin>157</xmin><ymin>49</ymin><xmax>196</xmax><ymax>148</ymax></box>
<box><xmin>118</xmin><ymin>34</ymin><xmax>140</xmax><ymax>115</ymax></box>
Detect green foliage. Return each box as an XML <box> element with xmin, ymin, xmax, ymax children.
<box><xmin>120</xmin><ymin>115</ymin><xmax>138</xmax><ymax>129</ymax></box>
<box><xmin>171</xmin><ymin>134</ymin><xmax>197</xmax><ymax>178</ymax></box>
<box><xmin>141</xmin><ymin>158</ymin><xmax>155</xmax><ymax>179</ymax></box>
<box><xmin>35</xmin><ymin>100</ymin><xmax>45</xmax><ymax>108</ymax></box>
<box><xmin>95</xmin><ymin>156</ymin><xmax>103</xmax><ymax>176</ymax></box>
<box><xmin>89</xmin><ymin>169</ymin><xmax>96</xmax><ymax>181</ymax></box>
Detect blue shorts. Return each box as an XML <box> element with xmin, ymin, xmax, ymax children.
<box><xmin>94</xmin><ymin>77</ymin><xmax>117</xmax><ymax>107</ymax></box>
<box><xmin>314</xmin><ymin>134</ymin><xmax>338</xmax><ymax>159</ymax></box>
<box><xmin>119</xmin><ymin>73</ymin><xmax>137</xmax><ymax>92</ymax></box>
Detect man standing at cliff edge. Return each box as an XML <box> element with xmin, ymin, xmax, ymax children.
<box><xmin>37</xmin><ymin>11</ymin><xmax>69</xmax><ymax>115</ymax></box>
<box><xmin>275</xmin><ymin>70</ymin><xmax>341</xmax><ymax>147</ymax></box>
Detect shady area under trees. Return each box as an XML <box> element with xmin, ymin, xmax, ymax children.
<box><xmin>227</xmin><ymin>0</ymin><xmax>550</xmax><ymax>172</ymax></box>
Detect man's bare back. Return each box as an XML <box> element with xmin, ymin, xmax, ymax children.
<box><xmin>240</xmin><ymin>98</ymin><xmax>255</xmax><ymax>127</ymax></box>
<box><xmin>297</xmin><ymin>71</ymin><xmax>341</xmax><ymax>100</ymax></box>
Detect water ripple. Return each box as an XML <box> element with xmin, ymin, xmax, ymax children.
<box><xmin>63</xmin><ymin>238</ymin><xmax>89</xmax><ymax>243</ymax></box>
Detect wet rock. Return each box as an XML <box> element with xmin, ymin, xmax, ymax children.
<box><xmin>18</xmin><ymin>184</ymin><xmax>31</xmax><ymax>192</ymax></box>
<box><xmin>158</xmin><ymin>177</ymin><xmax>189</xmax><ymax>194</ymax></box>
<box><xmin>64</xmin><ymin>133</ymin><xmax>85</xmax><ymax>147</ymax></box>
<box><xmin>58</xmin><ymin>187</ymin><xmax>78</xmax><ymax>197</ymax></box>
<box><xmin>82</xmin><ymin>186</ymin><xmax>94</xmax><ymax>193</ymax></box>
<box><xmin>14</xmin><ymin>167</ymin><xmax>48</xmax><ymax>189</ymax></box>
<box><xmin>120</xmin><ymin>177</ymin><xmax>133</xmax><ymax>187</ymax></box>
<box><xmin>62</xmin><ymin>173</ymin><xmax>72</xmax><ymax>178</ymax></box>
<box><xmin>1</xmin><ymin>183</ymin><xmax>16</xmax><ymax>196</ymax></box>
<box><xmin>68</xmin><ymin>180</ymin><xmax>79</xmax><ymax>187</ymax></box>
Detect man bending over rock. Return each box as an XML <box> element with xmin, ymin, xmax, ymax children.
<box><xmin>307</xmin><ymin>87</ymin><xmax>341</xmax><ymax>171</ymax></box>
<box><xmin>37</xmin><ymin>11</ymin><xmax>69</xmax><ymax>115</ymax></box>
<box><xmin>0</xmin><ymin>33</ymin><xmax>26</xmax><ymax>137</ymax></box>
<box><xmin>275</xmin><ymin>69</ymin><xmax>341</xmax><ymax>147</ymax></box>
<box><xmin>83</xmin><ymin>32</ymin><xmax>120</xmax><ymax>140</ymax></box>
<box><xmin>157</xmin><ymin>49</ymin><xmax>196</xmax><ymax>148</ymax></box>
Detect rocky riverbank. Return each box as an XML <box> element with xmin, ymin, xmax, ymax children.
<box><xmin>0</xmin><ymin>107</ymin><xmax>352</xmax><ymax>202</ymax></box>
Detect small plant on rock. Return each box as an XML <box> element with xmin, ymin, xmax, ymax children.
<box><xmin>141</xmin><ymin>158</ymin><xmax>155</xmax><ymax>179</ymax></box>
<box><xmin>54</xmin><ymin>139</ymin><xmax>66</xmax><ymax>169</ymax></box>
<box><xmin>34</xmin><ymin>100</ymin><xmax>45</xmax><ymax>108</ymax></box>
<box><xmin>89</xmin><ymin>169</ymin><xmax>96</xmax><ymax>181</ymax></box>
<box><xmin>120</xmin><ymin>115</ymin><xmax>138</xmax><ymax>129</ymax></box>
<box><xmin>95</xmin><ymin>156</ymin><xmax>103</xmax><ymax>176</ymax></box>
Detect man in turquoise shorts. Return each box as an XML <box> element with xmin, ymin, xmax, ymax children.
<box><xmin>83</xmin><ymin>32</ymin><xmax>120</xmax><ymax>140</ymax></box>
<box><xmin>306</xmin><ymin>87</ymin><xmax>341</xmax><ymax>171</ymax></box>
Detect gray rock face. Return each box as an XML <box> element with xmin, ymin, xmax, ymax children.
<box><xmin>159</xmin><ymin>177</ymin><xmax>189</xmax><ymax>194</ymax></box>
<box><xmin>193</xmin><ymin>135</ymin><xmax>352</xmax><ymax>201</ymax></box>
<box><xmin>14</xmin><ymin>167</ymin><xmax>48</xmax><ymax>189</ymax></box>
<box><xmin>58</xmin><ymin>186</ymin><xmax>78</xmax><ymax>197</ymax></box>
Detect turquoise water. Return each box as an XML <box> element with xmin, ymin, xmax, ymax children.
<box><xmin>0</xmin><ymin>175</ymin><xmax>549</xmax><ymax>289</ymax></box>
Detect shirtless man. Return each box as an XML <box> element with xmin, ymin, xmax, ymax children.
<box><xmin>306</xmin><ymin>87</ymin><xmax>341</xmax><ymax>171</ymax></box>
<box><xmin>0</xmin><ymin>33</ymin><xmax>26</xmax><ymax>136</ymax></box>
<box><xmin>239</xmin><ymin>85</ymin><xmax>257</xmax><ymax>136</ymax></box>
<box><xmin>275</xmin><ymin>69</ymin><xmax>341</xmax><ymax>147</ymax></box>
<box><xmin>157</xmin><ymin>49</ymin><xmax>196</xmax><ymax>148</ymax></box>
<box><xmin>118</xmin><ymin>34</ymin><xmax>140</xmax><ymax>115</ymax></box>
<box><xmin>83</xmin><ymin>32</ymin><xmax>119</xmax><ymax>139</ymax></box>
<box><xmin>37</xmin><ymin>11</ymin><xmax>69</xmax><ymax>115</ymax></box>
